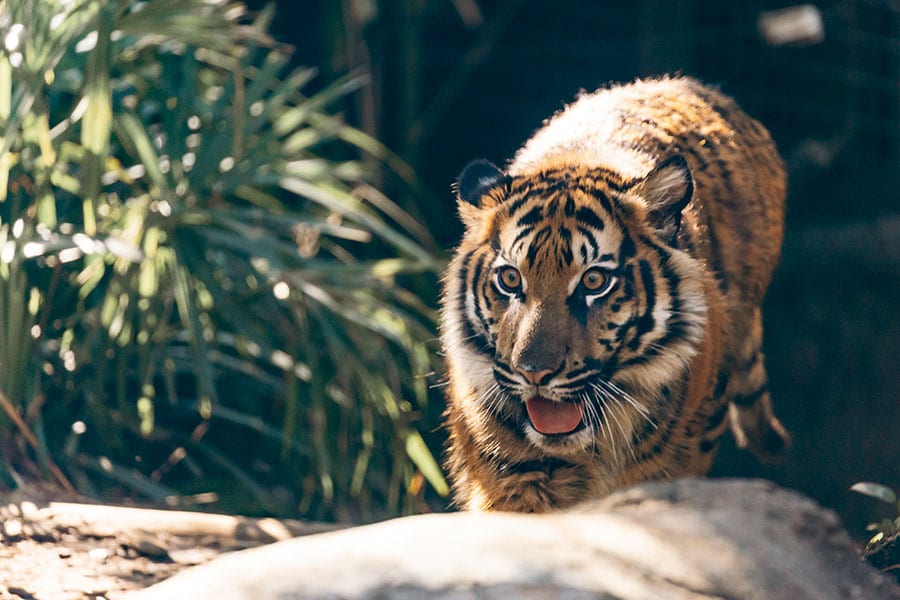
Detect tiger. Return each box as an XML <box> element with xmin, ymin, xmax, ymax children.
<box><xmin>440</xmin><ymin>76</ymin><xmax>791</xmax><ymax>512</ymax></box>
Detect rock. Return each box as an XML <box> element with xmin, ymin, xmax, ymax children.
<box><xmin>121</xmin><ymin>533</ymin><xmax>172</xmax><ymax>559</ymax></box>
<box><xmin>88</xmin><ymin>547</ymin><xmax>110</xmax><ymax>562</ymax></box>
<box><xmin>167</xmin><ymin>546</ymin><xmax>222</xmax><ymax>566</ymax></box>
<box><xmin>18</xmin><ymin>501</ymin><xmax>38</xmax><ymax>519</ymax></box>
<box><xmin>130</xmin><ymin>479</ymin><xmax>898</xmax><ymax>600</ymax></box>
<box><xmin>3</xmin><ymin>518</ymin><xmax>23</xmax><ymax>540</ymax></box>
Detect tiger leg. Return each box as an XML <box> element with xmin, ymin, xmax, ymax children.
<box><xmin>724</xmin><ymin>307</ymin><xmax>791</xmax><ymax>461</ymax></box>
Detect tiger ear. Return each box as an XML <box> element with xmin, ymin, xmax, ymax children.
<box><xmin>632</xmin><ymin>155</ymin><xmax>693</xmax><ymax>246</ymax></box>
<box><xmin>455</xmin><ymin>159</ymin><xmax>508</xmax><ymax>229</ymax></box>
<box><xmin>455</xmin><ymin>159</ymin><xmax>506</xmax><ymax>206</ymax></box>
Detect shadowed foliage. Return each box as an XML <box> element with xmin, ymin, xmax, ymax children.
<box><xmin>0</xmin><ymin>0</ymin><xmax>446</xmax><ymax>520</ymax></box>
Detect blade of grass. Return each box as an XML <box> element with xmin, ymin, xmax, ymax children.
<box><xmin>79</xmin><ymin>1</ymin><xmax>114</xmax><ymax>236</ymax></box>
<box><xmin>0</xmin><ymin>56</ymin><xmax>12</xmax><ymax>203</ymax></box>
<box><xmin>0</xmin><ymin>388</ymin><xmax>77</xmax><ymax>493</ymax></box>
<box><xmin>76</xmin><ymin>453</ymin><xmax>177</xmax><ymax>502</ymax></box>
<box><xmin>168</xmin><ymin>248</ymin><xmax>218</xmax><ymax>417</ymax></box>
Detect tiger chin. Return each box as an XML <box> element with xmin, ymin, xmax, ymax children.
<box><xmin>440</xmin><ymin>76</ymin><xmax>791</xmax><ymax>513</ymax></box>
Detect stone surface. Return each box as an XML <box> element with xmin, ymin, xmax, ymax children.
<box><xmin>131</xmin><ymin>478</ymin><xmax>898</xmax><ymax>600</ymax></box>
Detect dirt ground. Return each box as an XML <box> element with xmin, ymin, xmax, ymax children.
<box><xmin>0</xmin><ymin>486</ymin><xmax>333</xmax><ymax>600</ymax></box>
<box><xmin>0</xmin><ymin>523</ymin><xmax>211</xmax><ymax>599</ymax></box>
<box><xmin>1</xmin><ymin>495</ymin><xmax>221</xmax><ymax>599</ymax></box>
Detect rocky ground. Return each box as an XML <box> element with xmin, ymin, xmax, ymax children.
<box><xmin>0</xmin><ymin>486</ymin><xmax>335</xmax><ymax>600</ymax></box>
<box><xmin>0</xmin><ymin>520</ymin><xmax>206</xmax><ymax>599</ymax></box>
<box><xmin>1</xmin><ymin>480</ymin><xmax>896</xmax><ymax>599</ymax></box>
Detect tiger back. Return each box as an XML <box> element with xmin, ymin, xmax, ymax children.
<box><xmin>440</xmin><ymin>76</ymin><xmax>790</xmax><ymax>512</ymax></box>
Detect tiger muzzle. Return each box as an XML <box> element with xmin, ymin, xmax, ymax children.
<box><xmin>510</xmin><ymin>301</ymin><xmax>570</xmax><ymax>386</ymax></box>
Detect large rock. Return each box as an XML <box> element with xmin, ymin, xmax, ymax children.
<box><xmin>131</xmin><ymin>479</ymin><xmax>897</xmax><ymax>599</ymax></box>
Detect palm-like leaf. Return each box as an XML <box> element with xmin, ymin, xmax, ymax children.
<box><xmin>0</xmin><ymin>0</ymin><xmax>446</xmax><ymax>518</ymax></box>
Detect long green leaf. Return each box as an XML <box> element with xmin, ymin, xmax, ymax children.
<box><xmin>404</xmin><ymin>432</ymin><xmax>447</xmax><ymax>497</ymax></box>
<box><xmin>169</xmin><ymin>250</ymin><xmax>218</xmax><ymax>416</ymax></box>
<box><xmin>79</xmin><ymin>1</ymin><xmax>114</xmax><ymax>235</ymax></box>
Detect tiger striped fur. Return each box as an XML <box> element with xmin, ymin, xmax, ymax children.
<box><xmin>440</xmin><ymin>76</ymin><xmax>790</xmax><ymax>512</ymax></box>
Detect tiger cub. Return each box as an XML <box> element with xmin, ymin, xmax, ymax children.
<box><xmin>440</xmin><ymin>76</ymin><xmax>790</xmax><ymax>512</ymax></box>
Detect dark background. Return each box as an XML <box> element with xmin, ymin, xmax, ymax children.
<box><xmin>249</xmin><ymin>0</ymin><xmax>899</xmax><ymax>534</ymax></box>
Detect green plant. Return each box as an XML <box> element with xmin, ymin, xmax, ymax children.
<box><xmin>851</xmin><ymin>482</ymin><xmax>900</xmax><ymax>547</ymax></box>
<box><xmin>0</xmin><ymin>0</ymin><xmax>446</xmax><ymax>520</ymax></box>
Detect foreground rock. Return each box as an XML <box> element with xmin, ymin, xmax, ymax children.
<box><xmin>132</xmin><ymin>478</ymin><xmax>897</xmax><ymax>600</ymax></box>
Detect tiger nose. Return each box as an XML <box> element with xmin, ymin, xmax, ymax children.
<box><xmin>517</xmin><ymin>365</ymin><xmax>555</xmax><ymax>386</ymax></box>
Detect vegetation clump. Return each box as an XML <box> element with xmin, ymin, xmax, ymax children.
<box><xmin>0</xmin><ymin>0</ymin><xmax>445</xmax><ymax>521</ymax></box>
<box><xmin>851</xmin><ymin>482</ymin><xmax>900</xmax><ymax>583</ymax></box>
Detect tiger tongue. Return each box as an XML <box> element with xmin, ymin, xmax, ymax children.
<box><xmin>525</xmin><ymin>396</ymin><xmax>584</xmax><ymax>435</ymax></box>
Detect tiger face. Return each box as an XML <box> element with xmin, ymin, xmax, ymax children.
<box><xmin>443</xmin><ymin>156</ymin><xmax>709</xmax><ymax>460</ymax></box>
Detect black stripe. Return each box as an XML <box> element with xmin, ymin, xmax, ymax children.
<box><xmin>713</xmin><ymin>371</ymin><xmax>729</xmax><ymax>397</ymax></box>
<box><xmin>512</xmin><ymin>226</ymin><xmax>532</xmax><ymax>253</ymax></box>
<box><xmin>554</xmin><ymin>369</ymin><xmax>604</xmax><ymax>392</ymax></box>
<box><xmin>489</xmin><ymin>230</ymin><xmax>500</xmax><ymax>251</ymax></box>
<box><xmin>526</xmin><ymin>227</ymin><xmax>551</xmax><ymax>264</ymax></box>
<box><xmin>558</xmin><ymin>364</ymin><xmax>596</xmax><ymax>385</ymax></box>
<box><xmin>576</xmin><ymin>226</ymin><xmax>599</xmax><ymax>255</ymax></box>
<box><xmin>495</xmin><ymin>456</ymin><xmax>576</xmax><ymax>476</ymax></box>
<box><xmin>516</xmin><ymin>206</ymin><xmax>544</xmax><ymax>228</ymax></box>
<box><xmin>470</xmin><ymin>254</ymin><xmax>489</xmax><ymax>329</ymax></box>
<box><xmin>558</xmin><ymin>227</ymin><xmax>573</xmax><ymax>267</ymax></box>
<box><xmin>455</xmin><ymin>250</ymin><xmax>475</xmax><ymax>318</ymax></box>
<box><xmin>631</xmin><ymin>416</ymin><xmax>657</xmax><ymax>445</ymax></box>
<box><xmin>699</xmin><ymin>438</ymin><xmax>719</xmax><ymax>453</ymax></box>
<box><xmin>563</xmin><ymin>357</ymin><xmax>604</xmax><ymax>382</ymax></box>
<box><xmin>618</xmin><ymin>231</ymin><xmax>636</xmax><ymax>260</ymax></box>
<box><xmin>458</xmin><ymin>251</ymin><xmax>495</xmax><ymax>355</ymax></box>
<box><xmin>703</xmin><ymin>401</ymin><xmax>729</xmax><ymax>433</ymax></box>
<box><xmin>564</xmin><ymin>194</ymin><xmax>576</xmax><ymax>216</ymax></box>
<box><xmin>461</xmin><ymin>319</ymin><xmax>493</xmax><ymax>355</ymax></box>
<box><xmin>597</xmin><ymin>171</ymin><xmax>629</xmax><ymax>192</ymax></box>
<box><xmin>628</xmin><ymin>259</ymin><xmax>657</xmax><ymax>350</ymax></box>
<box><xmin>643</xmin><ymin>241</ymin><xmax>692</xmax><ymax>349</ymax></box>
<box><xmin>732</xmin><ymin>385</ymin><xmax>768</xmax><ymax>407</ymax></box>
<box><xmin>492</xmin><ymin>367</ymin><xmax>518</xmax><ymax>389</ymax></box>
<box><xmin>507</xmin><ymin>192</ymin><xmax>531</xmax><ymax>216</ymax></box>
<box><xmin>545</xmin><ymin>197</ymin><xmax>559</xmax><ymax>217</ymax></box>
<box><xmin>585</xmin><ymin>186</ymin><xmax>614</xmax><ymax>215</ymax></box>
<box><xmin>636</xmin><ymin>409</ymin><xmax>679</xmax><ymax>461</ymax></box>
<box><xmin>575</xmin><ymin>206</ymin><xmax>606</xmax><ymax>232</ymax></box>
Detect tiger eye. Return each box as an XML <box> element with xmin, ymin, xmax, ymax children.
<box><xmin>496</xmin><ymin>266</ymin><xmax>522</xmax><ymax>294</ymax></box>
<box><xmin>581</xmin><ymin>268</ymin><xmax>607</xmax><ymax>292</ymax></box>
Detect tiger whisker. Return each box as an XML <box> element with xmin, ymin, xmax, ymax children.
<box><xmin>481</xmin><ymin>382</ymin><xmax>507</xmax><ymax>416</ymax></box>
<box><xmin>644</xmin><ymin>340</ymin><xmax>693</xmax><ymax>363</ymax></box>
<box><xmin>580</xmin><ymin>392</ymin><xmax>600</xmax><ymax>456</ymax></box>
<box><xmin>608</xmin><ymin>400</ymin><xmax>639</xmax><ymax>466</ymax></box>
<box><xmin>597</xmin><ymin>379</ymin><xmax>654</xmax><ymax>425</ymax></box>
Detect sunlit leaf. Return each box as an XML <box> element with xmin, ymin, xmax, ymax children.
<box><xmin>851</xmin><ymin>482</ymin><xmax>898</xmax><ymax>505</ymax></box>
<box><xmin>405</xmin><ymin>430</ymin><xmax>449</xmax><ymax>497</ymax></box>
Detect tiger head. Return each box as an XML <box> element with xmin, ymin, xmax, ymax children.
<box><xmin>442</xmin><ymin>156</ymin><xmax>710</xmax><ymax>459</ymax></box>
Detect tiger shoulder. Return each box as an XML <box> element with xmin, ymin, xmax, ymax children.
<box><xmin>440</xmin><ymin>76</ymin><xmax>790</xmax><ymax>512</ymax></box>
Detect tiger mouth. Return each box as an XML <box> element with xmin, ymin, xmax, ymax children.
<box><xmin>524</xmin><ymin>396</ymin><xmax>585</xmax><ymax>435</ymax></box>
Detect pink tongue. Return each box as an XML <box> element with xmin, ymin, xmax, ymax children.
<box><xmin>525</xmin><ymin>397</ymin><xmax>584</xmax><ymax>434</ymax></box>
